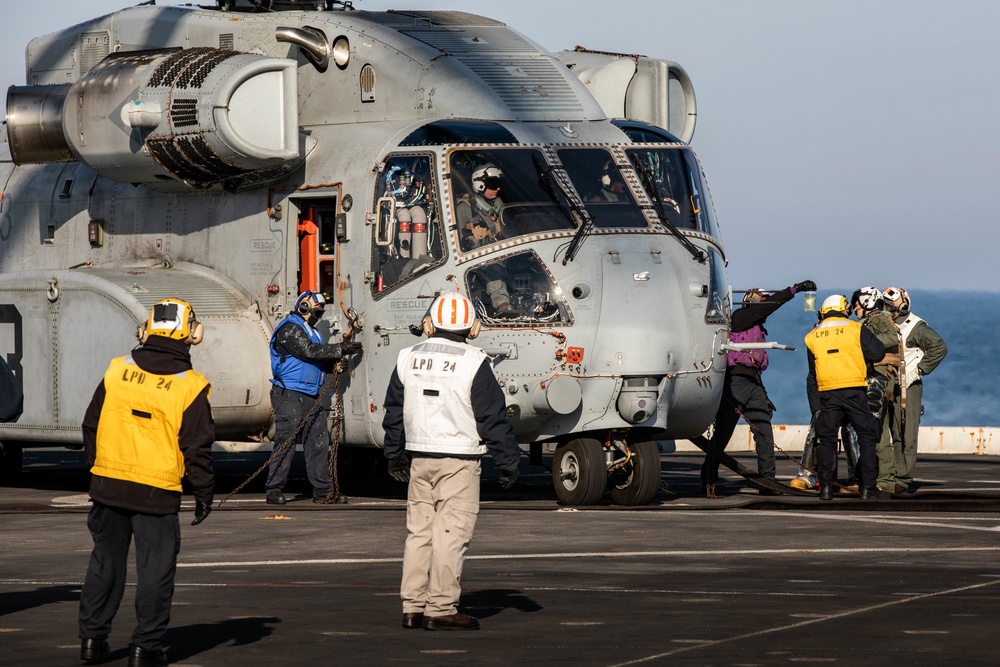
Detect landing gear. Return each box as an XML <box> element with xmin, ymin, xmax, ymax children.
<box><xmin>609</xmin><ymin>440</ymin><xmax>661</xmax><ymax>506</ymax></box>
<box><xmin>0</xmin><ymin>442</ymin><xmax>23</xmax><ymax>485</ymax></box>
<box><xmin>551</xmin><ymin>436</ymin><xmax>662</xmax><ymax>506</ymax></box>
<box><xmin>552</xmin><ymin>438</ymin><xmax>605</xmax><ymax>505</ymax></box>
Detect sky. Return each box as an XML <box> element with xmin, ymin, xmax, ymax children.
<box><xmin>3</xmin><ymin>0</ymin><xmax>998</xmax><ymax>294</ymax></box>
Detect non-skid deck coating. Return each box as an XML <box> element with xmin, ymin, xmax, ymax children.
<box><xmin>3</xmin><ymin>450</ymin><xmax>1000</xmax><ymax>666</ymax></box>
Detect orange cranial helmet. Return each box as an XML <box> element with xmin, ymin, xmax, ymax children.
<box><xmin>422</xmin><ymin>291</ymin><xmax>481</xmax><ymax>339</ymax></box>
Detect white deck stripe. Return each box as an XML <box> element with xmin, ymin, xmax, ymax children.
<box><xmin>604</xmin><ymin>577</ymin><xmax>1000</xmax><ymax>666</ymax></box>
<box><xmin>171</xmin><ymin>545</ymin><xmax>1000</xmax><ymax>568</ymax></box>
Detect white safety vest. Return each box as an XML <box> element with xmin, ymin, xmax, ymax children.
<box><xmin>396</xmin><ymin>338</ymin><xmax>488</xmax><ymax>456</ymax></box>
<box><xmin>898</xmin><ymin>313</ymin><xmax>926</xmax><ymax>388</ymax></box>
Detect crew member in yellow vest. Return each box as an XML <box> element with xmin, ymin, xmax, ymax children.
<box><xmin>804</xmin><ymin>295</ymin><xmax>887</xmax><ymax>501</ymax></box>
<box><xmin>79</xmin><ymin>298</ymin><xmax>215</xmax><ymax>667</ymax></box>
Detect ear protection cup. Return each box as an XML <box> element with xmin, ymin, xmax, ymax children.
<box><xmin>422</xmin><ymin>315</ymin><xmax>435</xmax><ymax>338</ymax></box>
<box><xmin>468</xmin><ymin>320</ymin><xmax>481</xmax><ymax>340</ymax></box>
<box><xmin>187</xmin><ymin>321</ymin><xmax>204</xmax><ymax>345</ymax></box>
<box><xmin>137</xmin><ymin>322</ymin><xmax>148</xmax><ymax>344</ymax></box>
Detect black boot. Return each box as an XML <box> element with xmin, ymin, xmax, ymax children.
<box><xmin>819</xmin><ymin>484</ymin><xmax>833</xmax><ymax>501</ymax></box>
<box><xmin>860</xmin><ymin>487</ymin><xmax>891</xmax><ymax>500</ymax></box>
<box><xmin>128</xmin><ymin>645</ymin><xmax>168</xmax><ymax>667</ymax></box>
<box><xmin>80</xmin><ymin>638</ymin><xmax>110</xmax><ymax>664</ymax></box>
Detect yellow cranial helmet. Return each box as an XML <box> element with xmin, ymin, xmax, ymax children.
<box><xmin>820</xmin><ymin>294</ymin><xmax>849</xmax><ymax>317</ymax></box>
<box><xmin>138</xmin><ymin>298</ymin><xmax>203</xmax><ymax>345</ymax></box>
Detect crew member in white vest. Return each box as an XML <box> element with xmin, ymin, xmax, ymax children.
<box><xmin>882</xmin><ymin>287</ymin><xmax>948</xmax><ymax>494</ymax></box>
<box><xmin>382</xmin><ymin>291</ymin><xmax>520</xmax><ymax>631</ymax></box>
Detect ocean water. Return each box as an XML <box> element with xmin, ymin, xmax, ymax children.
<box><xmin>748</xmin><ymin>290</ymin><xmax>998</xmax><ymax>427</ymax></box>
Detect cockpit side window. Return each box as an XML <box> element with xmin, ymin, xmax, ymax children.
<box><xmin>370</xmin><ymin>154</ymin><xmax>445</xmax><ymax>296</ymax></box>
<box><xmin>450</xmin><ymin>149</ymin><xmax>577</xmax><ymax>253</ymax></box>
<box><xmin>705</xmin><ymin>247</ymin><xmax>730</xmax><ymax>324</ymax></box>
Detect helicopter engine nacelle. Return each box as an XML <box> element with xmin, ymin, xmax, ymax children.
<box><xmin>6</xmin><ymin>48</ymin><xmax>300</xmax><ymax>189</ymax></box>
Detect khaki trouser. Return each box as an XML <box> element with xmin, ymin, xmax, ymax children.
<box><xmin>401</xmin><ymin>456</ymin><xmax>480</xmax><ymax>617</ymax></box>
<box><xmin>890</xmin><ymin>381</ymin><xmax>923</xmax><ymax>487</ymax></box>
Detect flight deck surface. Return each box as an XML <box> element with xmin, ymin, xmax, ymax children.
<box><xmin>3</xmin><ymin>450</ymin><xmax>999</xmax><ymax>666</ymax></box>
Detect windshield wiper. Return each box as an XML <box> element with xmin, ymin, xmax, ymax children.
<box><xmin>530</xmin><ymin>153</ymin><xmax>594</xmax><ymax>264</ymax></box>
<box><xmin>632</xmin><ymin>158</ymin><xmax>706</xmax><ymax>263</ymax></box>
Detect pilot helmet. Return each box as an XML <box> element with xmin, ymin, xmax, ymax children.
<box><xmin>472</xmin><ymin>164</ymin><xmax>503</xmax><ymax>194</ymax></box>
<box><xmin>601</xmin><ymin>161</ymin><xmax>613</xmax><ymax>187</ymax></box>
<box><xmin>138</xmin><ymin>297</ymin><xmax>203</xmax><ymax>345</ymax></box>
<box><xmin>852</xmin><ymin>286</ymin><xmax>883</xmax><ymax>312</ymax></box>
<box><xmin>883</xmin><ymin>286</ymin><xmax>910</xmax><ymax>316</ymax></box>
<box><xmin>387</xmin><ymin>165</ymin><xmax>414</xmax><ymax>197</ymax></box>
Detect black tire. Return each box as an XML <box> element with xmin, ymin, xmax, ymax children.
<box><xmin>0</xmin><ymin>442</ymin><xmax>23</xmax><ymax>485</ymax></box>
<box><xmin>609</xmin><ymin>441</ymin><xmax>661</xmax><ymax>506</ymax></box>
<box><xmin>552</xmin><ymin>438</ymin><xmax>606</xmax><ymax>505</ymax></box>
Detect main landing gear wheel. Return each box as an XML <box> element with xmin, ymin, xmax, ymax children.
<box><xmin>609</xmin><ymin>440</ymin><xmax>661</xmax><ymax>506</ymax></box>
<box><xmin>552</xmin><ymin>438</ymin><xmax>606</xmax><ymax>505</ymax></box>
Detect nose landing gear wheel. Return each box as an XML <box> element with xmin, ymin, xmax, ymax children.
<box><xmin>552</xmin><ymin>438</ymin><xmax>606</xmax><ymax>505</ymax></box>
<box><xmin>609</xmin><ymin>440</ymin><xmax>660</xmax><ymax>506</ymax></box>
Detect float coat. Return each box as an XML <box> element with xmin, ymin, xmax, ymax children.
<box><xmin>92</xmin><ymin>356</ymin><xmax>209</xmax><ymax>492</ymax></box>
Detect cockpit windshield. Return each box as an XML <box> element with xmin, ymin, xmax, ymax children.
<box><xmin>450</xmin><ymin>149</ymin><xmax>578</xmax><ymax>253</ymax></box>
<box><xmin>557</xmin><ymin>148</ymin><xmax>647</xmax><ymax>229</ymax></box>
<box><xmin>448</xmin><ymin>146</ymin><xmax>719</xmax><ymax>253</ymax></box>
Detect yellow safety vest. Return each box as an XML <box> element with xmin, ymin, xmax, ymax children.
<box><xmin>804</xmin><ymin>317</ymin><xmax>868</xmax><ymax>392</ymax></box>
<box><xmin>92</xmin><ymin>355</ymin><xmax>210</xmax><ymax>491</ymax></box>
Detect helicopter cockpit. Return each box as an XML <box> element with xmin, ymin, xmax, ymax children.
<box><xmin>369</xmin><ymin>126</ymin><xmax>722</xmax><ymax>327</ymax></box>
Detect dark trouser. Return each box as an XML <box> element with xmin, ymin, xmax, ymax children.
<box><xmin>266</xmin><ymin>386</ymin><xmax>332</xmax><ymax>497</ymax></box>
<box><xmin>78</xmin><ymin>502</ymin><xmax>180</xmax><ymax>650</ymax></box>
<box><xmin>701</xmin><ymin>372</ymin><xmax>775</xmax><ymax>485</ymax></box>
<box><xmin>815</xmin><ymin>388</ymin><xmax>879</xmax><ymax>489</ymax></box>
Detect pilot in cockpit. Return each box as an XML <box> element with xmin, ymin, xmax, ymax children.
<box><xmin>457</xmin><ymin>164</ymin><xmax>505</xmax><ymax>250</ymax></box>
<box><xmin>587</xmin><ymin>162</ymin><xmax>629</xmax><ymax>202</ymax></box>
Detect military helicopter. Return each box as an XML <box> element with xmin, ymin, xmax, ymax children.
<box><xmin>0</xmin><ymin>0</ymin><xmax>732</xmax><ymax>505</ymax></box>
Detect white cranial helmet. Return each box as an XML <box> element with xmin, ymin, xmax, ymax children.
<box><xmin>855</xmin><ymin>286</ymin><xmax>882</xmax><ymax>311</ymax></box>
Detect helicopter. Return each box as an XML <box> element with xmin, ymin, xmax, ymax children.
<box><xmin>0</xmin><ymin>0</ymin><xmax>732</xmax><ymax>505</ymax></box>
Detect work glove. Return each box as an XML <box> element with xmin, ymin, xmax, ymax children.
<box><xmin>794</xmin><ymin>280</ymin><xmax>817</xmax><ymax>293</ymax></box>
<box><xmin>340</xmin><ymin>342</ymin><xmax>364</xmax><ymax>357</ymax></box>
<box><xmin>191</xmin><ymin>498</ymin><xmax>213</xmax><ymax>526</ymax></box>
<box><xmin>388</xmin><ymin>454</ymin><xmax>411</xmax><ymax>483</ymax></box>
<box><xmin>498</xmin><ymin>469</ymin><xmax>518</xmax><ymax>491</ymax></box>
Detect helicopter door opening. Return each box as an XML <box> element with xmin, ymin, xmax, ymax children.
<box><xmin>370</xmin><ymin>154</ymin><xmax>445</xmax><ymax>296</ymax></box>
<box><xmin>296</xmin><ymin>200</ymin><xmax>342</xmax><ymax>300</ymax></box>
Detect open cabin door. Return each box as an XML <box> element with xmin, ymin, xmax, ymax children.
<box><xmin>295</xmin><ymin>198</ymin><xmax>345</xmax><ymax>302</ymax></box>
